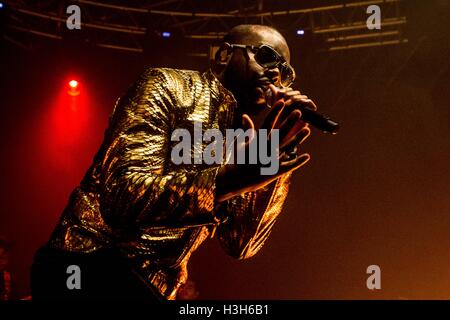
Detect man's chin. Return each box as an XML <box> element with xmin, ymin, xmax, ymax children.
<box><xmin>236</xmin><ymin>87</ymin><xmax>269</xmax><ymax>114</ymax></box>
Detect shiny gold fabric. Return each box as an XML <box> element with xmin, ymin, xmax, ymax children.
<box><xmin>48</xmin><ymin>67</ymin><xmax>291</xmax><ymax>299</ymax></box>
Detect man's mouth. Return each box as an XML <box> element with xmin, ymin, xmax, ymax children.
<box><xmin>255</xmin><ymin>78</ymin><xmax>272</xmax><ymax>91</ymax></box>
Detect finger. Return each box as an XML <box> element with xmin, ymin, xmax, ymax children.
<box><xmin>225</xmin><ymin>114</ymin><xmax>255</xmax><ymax>163</ymax></box>
<box><xmin>279</xmin><ymin>118</ymin><xmax>307</xmax><ymax>148</ymax></box>
<box><xmin>249</xmin><ymin>152</ymin><xmax>309</xmax><ymax>191</ymax></box>
<box><xmin>276</xmin><ymin>86</ymin><xmax>303</xmax><ymax>98</ymax></box>
<box><xmin>268</xmin><ymin>84</ymin><xmax>279</xmax><ymax>106</ymax></box>
<box><xmin>285</xmin><ymin>97</ymin><xmax>317</xmax><ymax>111</ymax></box>
<box><xmin>241</xmin><ymin>114</ymin><xmax>256</xmax><ymax>146</ymax></box>
<box><xmin>242</xmin><ymin>114</ymin><xmax>255</xmax><ymax>131</ymax></box>
<box><xmin>278</xmin><ymin>110</ymin><xmax>302</xmax><ymax>143</ymax></box>
<box><xmin>262</xmin><ymin>99</ymin><xmax>285</xmax><ymax>130</ymax></box>
<box><xmin>275</xmin><ymin>110</ymin><xmax>302</xmax><ymax>132</ymax></box>
<box><xmin>273</xmin><ymin>97</ymin><xmax>307</xmax><ymax>128</ymax></box>
<box><xmin>280</xmin><ymin>126</ymin><xmax>311</xmax><ymax>151</ymax></box>
<box><xmin>281</xmin><ymin>91</ymin><xmax>302</xmax><ymax>100</ymax></box>
<box><xmin>278</xmin><ymin>97</ymin><xmax>317</xmax><ymax>130</ymax></box>
<box><xmin>280</xmin><ymin>153</ymin><xmax>310</xmax><ymax>171</ymax></box>
<box><xmin>279</xmin><ymin>154</ymin><xmax>302</xmax><ymax>167</ymax></box>
<box><xmin>277</xmin><ymin>109</ymin><xmax>308</xmax><ymax>135</ymax></box>
<box><xmin>268</xmin><ymin>84</ymin><xmax>293</xmax><ymax>102</ymax></box>
<box><xmin>307</xmin><ymin>99</ymin><xmax>318</xmax><ymax>111</ymax></box>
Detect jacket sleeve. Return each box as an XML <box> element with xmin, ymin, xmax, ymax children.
<box><xmin>98</xmin><ymin>68</ymin><xmax>220</xmax><ymax>228</ymax></box>
<box><xmin>215</xmin><ymin>173</ymin><xmax>291</xmax><ymax>260</ymax></box>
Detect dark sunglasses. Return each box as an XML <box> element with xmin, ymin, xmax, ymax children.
<box><xmin>228</xmin><ymin>43</ymin><xmax>296</xmax><ymax>87</ymax></box>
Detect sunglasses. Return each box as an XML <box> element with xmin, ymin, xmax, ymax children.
<box><xmin>228</xmin><ymin>43</ymin><xmax>296</xmax><ymax>87</ymax></box>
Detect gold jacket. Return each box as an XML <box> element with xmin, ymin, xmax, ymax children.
<box><xmin>48</xmin><ymin>67</ymin><xmax>291</xmax><ymax>299</ymax></box>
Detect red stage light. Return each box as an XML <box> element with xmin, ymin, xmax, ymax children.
<box><xmin>68</xmin><ymin>79</ymin><xmax>80</xmax><ymax>96</ymax></box>
<box><xmin>69</xmin><ymin>80</ymin><xmax>78</xmax><ymax>88</ymax></box>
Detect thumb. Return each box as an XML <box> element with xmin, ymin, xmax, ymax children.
<box><xmin>242</xmin><ymin>114</ymin><xmax>255</xmax><ymax>130</ymax></box>
<box><xmin>241</xmin><ymin>114</ymin><xmax>256</xmax><ymax>146</ymax></box>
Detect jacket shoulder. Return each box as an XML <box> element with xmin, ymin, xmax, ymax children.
<box><xmin>140</xmin><ymin>67</ymin><xmax>202</xmax><ymax>85</ymax></box>
<box><xmin>140</xmin><ymin>67</ymin><xmax>205</xmax><ymax>109</ymax></box>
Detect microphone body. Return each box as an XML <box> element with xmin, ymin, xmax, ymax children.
<box><xmin>294</xmin><ymin>104</ymin><xmax>340</xmax><ymax>134</ymax></box>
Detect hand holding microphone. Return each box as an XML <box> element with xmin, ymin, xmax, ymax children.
<box><xmin>265</xmin><ymin>84</ymin><xmax>340</xmax><ymax>135</ymax></box>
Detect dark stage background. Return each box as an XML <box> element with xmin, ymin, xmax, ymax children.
<box><xmin>0</xmin><ymin>0</ymin><xmax>449</xmax><ymax>299</ymax></box>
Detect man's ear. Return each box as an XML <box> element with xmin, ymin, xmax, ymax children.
<box><xmin>212</xmin><ymin>42</ymin><xmax>232</xmax><ymax>73</ymax></box>
<box><xmin>215</xmin><ymin>42</ymin><xmax>232</xmax><ymax>63</ymax></box>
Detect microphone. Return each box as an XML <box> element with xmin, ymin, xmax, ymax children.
<box><xmin>265</xmin><ymin>89</ymin><xmax>340</xmax><ymax>134</ymax></box>
<box><xmin>294</xmin><ymin>105</ymin><xmax>340</xmax><ymax>134</ymax></box>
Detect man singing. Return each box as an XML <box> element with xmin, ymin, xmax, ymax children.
<box><xmin>31</xmin><ymin>24</ymin><xmax>318</xmax><ymax>300</ymax></box>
